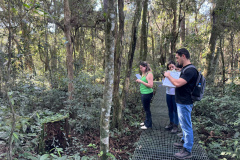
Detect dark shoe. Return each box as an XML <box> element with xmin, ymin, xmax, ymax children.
<box><xmin>174</xmin><ymin>148</ymin><xmax>192</xmax><ymax>159</ymax></box>
<box><xmin>171</xmin><ymin>125</ymin><xmax>178</xmax><ymax>134</ymax></box>
<box><xmin>174</xmin><ymin>140</ymin><xmax>184</xmax><ymax>148</ymax></box>
<box><xmin>165</xmin><ymin>122</ymin><xmax>173</xmax><ymax>130</ymax></box>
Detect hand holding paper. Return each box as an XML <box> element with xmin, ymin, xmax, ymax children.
<box><xmin>162</xmin><ymin>71</ymin><xmax>181</xmax><ymax>88</ymax></box>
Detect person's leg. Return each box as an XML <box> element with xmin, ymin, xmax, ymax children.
<box><xmin>172</xmin><ymin>95</ymin><xmax>179</xmax><ymax>125</ymax></box>
<box><xmin>176</xmin><ymin>103</ymin><xmax>194</xmax><ymax>153</ymax></box>
<box><xmin>141</xmin><ymin>93</ymin><xmax>153</xmax><ymax>128</ymax></box>
<box><xmin>166</xmin><ymin>94</ymin><xmax>174</xmax><ymax>123</ymax></box>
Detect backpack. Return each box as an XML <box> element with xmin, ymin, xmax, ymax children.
<box><xmin>182</xmin><ymin>65</ymin><xmax>206</xmax><ymax>101</ymax></box>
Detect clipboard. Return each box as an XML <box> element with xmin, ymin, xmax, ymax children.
<box><xmin>162</xmin><ymin>71</ymin><xmax>181</xmax><ymax>88</ymax></box>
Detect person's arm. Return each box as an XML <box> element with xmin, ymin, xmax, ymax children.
<box><xmin>136</xmin><ymin>73</ymin><xmax>154</xmax><ymax>88</ymax></box>
<box><xmin>164</xmin><ymin>71</ymin><xmax>187</xmax><ymax>88</ymax></box>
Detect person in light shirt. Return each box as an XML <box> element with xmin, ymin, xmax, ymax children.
<box><xmin>163</xmin><ymin>61</ymin><xmax>179</xmax><ymax>134</ymax></box>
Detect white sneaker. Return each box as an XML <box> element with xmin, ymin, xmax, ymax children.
<box><xmin>140</xmin><ymin>125</ymin><xmax>148</xmax><ymax>129</ymax></box>
<box><xmin>140</xmin><ymin>122</ymin><xmax>144</xmax><ymax>126</ymax></box>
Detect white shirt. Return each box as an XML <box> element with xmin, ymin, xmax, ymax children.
<box><xmin>162</xmin><ymin>79</ymin><xmax>175</xmax><ymax>95</ymax></box>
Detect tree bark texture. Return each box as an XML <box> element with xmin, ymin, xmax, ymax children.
<box><xmin>170</xmin><ymin>0</ymin><xmax>177</xmax><ymax>61</ymax></box>
<box><xmin>100</xmin><ymin>0</ymin><xmax>115</xmax><ymax>159</ymax></box>
<box><xmin>64</xmin><ymin>0</ymin><xmax>74</xmax><ymax>101</ymax></box>
<box><xmin>121</xmin><ymin>0</ymin><xmax>142</xmax><ymax>112</ymax></box>
<box><xmin>203</xmin><ymin>0</ymin><xmax>224</xmax><ymax>84</ymax></box>
<box><xmin>220</xmin><ymin>37</ymin><xmax>225</xmax><ymax>92</ymax></box>
<box><xmin>180</xmin><ymin>12</ymin><xmax>185</xmax><ymax>45</ymax></box>
<box><xmin>112</xmin><ymin>0</ymin><xmax>124</xmax><ymax>130</ymax></box>
<box><xmin>140</xmin><ymin>0</ymin><xmax>148</xmax><ymax>61</ymax></box>
<box><xmin>6</xmin><ymin>1</ymin><xmax>16</xmax><ymax>160</ymax></box>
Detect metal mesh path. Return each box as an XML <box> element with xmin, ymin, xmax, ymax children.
<box><xmin>132</xmin><ymin>82</ymin><xmax>209</xmax><ymax>160</ymax></box>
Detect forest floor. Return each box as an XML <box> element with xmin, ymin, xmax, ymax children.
<box><xmin>70</xmin><ymin>123</ymin><xmax>142</xmax><ymax>159</ymax></box>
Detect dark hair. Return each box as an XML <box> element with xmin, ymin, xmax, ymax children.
<box><xmin>167</xmin><ymin>61</ymin><xmax>175</xmax><ymax>70</ymax></box>
<box><xmin>176</xmin><ymin>48</ymin><xmax>190</xmax><ymax>59</ymax></box>
<box><xmin>139</xmin><ymin>61</ymin><xmax>152</xmax><ymax>72</ymax></box>
<box><xmin>176</xmin><ymin>63</ymin><xmax>183</xmax><ymax>69</ymax></box>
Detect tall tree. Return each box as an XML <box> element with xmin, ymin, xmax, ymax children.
<box><xmin>121</xmin><ymin>0</ymin><xmax>142</xmax><ymax>116</ymax></box>
<box><xmin>112</xmin><ymin>0</ymin><xmax>124</xmax><ymax>130</ymax></box>
<box><xmin>170</xmin><ymin>0</ymin><xmax>177</xmax><ymax>60</ymax></box>
<box><xmin>140</xmin><ymin>0</ymin><xmax>148</xmax><ymax>61</ymax></box>
<box><xmin>203</xmin><ymin>0</ymin><xmax>224</xmax><ymax>83</ymax></box>
<box><xmin>64</xmin><ymin>0</ymin><xmax>74</xmax><ymax>101</ymax></box>
<box><xmin>100</xmin><ymin>0</ymin><xmax>115</xmax><ymax>159</ymax></box>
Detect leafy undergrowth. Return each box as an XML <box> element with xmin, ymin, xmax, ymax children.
<box><xmin>68</xmin><ymin>123</ymin><xmax>142</xmax><ymax>159</ymax></box>
<box><xmin>192</xmin><ymin>84</ymin><xmax>240</xmax><ymax>160</ymax></box>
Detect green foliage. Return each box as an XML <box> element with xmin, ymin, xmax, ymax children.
<box><xmin>66</xmin><ymin>72</ymin><xmax>104</xmax><ymax>133</ymax></box>
<box><xmin>193</xmin><ymin>85</ymin><xmax>240</xmax><ymax>160</ymax></box>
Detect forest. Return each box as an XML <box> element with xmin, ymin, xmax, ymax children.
<box><xmin>0</xmin><ymin>0</ymin><xmax>239</xmax><ymax>159</ymax></box>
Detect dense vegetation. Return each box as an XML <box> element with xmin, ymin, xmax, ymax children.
<box><xmin>0</xmin><ymin>0</ymin><xmax>239</xmax><ymax>159</ymax></box>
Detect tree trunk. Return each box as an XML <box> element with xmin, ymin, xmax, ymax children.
<box><xmin>230</xmin><ymin>32</ymin><xmax>234</xmax><ymax>83</ymax></box>
<box><xmin>6</xmin><ymin>1</ymin><xmax>16</xmax><ymax>160</ymax></box>
<box><xmin>64</xmin><ymin>0</ymin><xmax>74</xmax><ymax>101</ymax></box>
<box><xmin>180</xmin><ymin>12</ymin><xmax>185</xmax><ymax>45</ymax></box>
<box><xmin>112</xmin><ymin>0</ymin><xmax>124</xmax><ymax>130</ymax></box>
<box><xmin>203</xmin><ymin>1</ymin><xmax>223</xmax><ymax>84</ymax></box>
<box><xmin>150</xmin><ymin>26</ymin><xmax>155</xmax><ymax>71</ymax></box>
<box><xmin>50</xmin><ymin>23</ymin><xmax>58</xmax><ymax>88</ymax></box>
<box><xmin>140</xmin><ymin>0</ymin><xmax>148</xmax><ymax>61</ymax></box>
<box><xmin>121</xmin><ymin>0</ymin><xmax>142</xmax><ymax>114</ymax></box>
<box><xmin>100</xmin><ymin>0</ymin><xmax>115</xmax><ymax>159</ymax></box>
<box><xmin>212</xmin><ymin>47</ymin><xmax>220</xmax><ymax>84</ymax></box>
<box><xmin>170</xmin><ymin>0</ymin><xmax>177</xmax><ymax>61</ymax></box>
<box><xmin>220</xmin><ymin>36</ymin><xmax>225</xmax><ymax>92</ymax></box>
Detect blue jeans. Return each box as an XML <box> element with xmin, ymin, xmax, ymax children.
<box><xmin>176</xmin><ymin>103</ymin><xmax>194</xmax><ymax>153</ymax></box>
<box><xmin>141</xmin><ymin>93</ymin><xmax>153</xmax><ymax>128</ymax></box>
<box><xmin>166</xmin><ymin>94</ymin><xmax>179</xmax><ymax>125</ymax></box>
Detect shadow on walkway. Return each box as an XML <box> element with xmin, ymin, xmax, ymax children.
<box><xmin>132</xmin><ymin>82</ymin><xmax>209</xmax><ymax>160</ymax></box>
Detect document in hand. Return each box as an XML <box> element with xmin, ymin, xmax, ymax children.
<box><xmin>136</xmin><ymin>74</ymin><xmax>142</xmax><ymax>79</ymax></box>
<box><xmin>162</xmin><ymin>71</ymin><xmax>181</xmax><ymax>88</ymax></box>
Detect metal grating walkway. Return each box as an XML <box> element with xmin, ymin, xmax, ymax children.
<box><xmin>132</xmin><ymin>82</ymin><xmax>209</xmax><ymax>160</ymax></box>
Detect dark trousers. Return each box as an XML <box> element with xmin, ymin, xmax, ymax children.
<box><xmin>141</xmin><ymin>92</ymin><xmax>153</xmax><ymax>128</ymax></box>
<box><xmin>166</xmin><ymin>94</ymin><xmax>179</xmax><ymax>125</ymax></box>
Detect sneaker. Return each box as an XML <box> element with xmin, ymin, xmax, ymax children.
<box><xmin>177</xmin><ymin>132</ymin><xmax>183</xmax><ymax>138</ymax></box>
<box><xmin>140</xmin><ymin>125</ymin><xmax>148</xmax><ymax>129</ymax></box>
<box><xmin>174</xmin><ymin>148</ymin><xmax>192</xmax><ymax>159</ymax></box>
<box><xmin>140</xmin><ymin>122</ymin><xmax>144</xmax><ymax>126</ymax></box>
<box><xmin>165</xmin><ymin>122</ymin><xmax>173</xmax><ymax>130</ymax></box>
<box><xmin>171</xmin><ymin>125</ymin><xmax>178</xmax><ymax>134</ymax></box>
<box><xmin>174</xmin><ymin>140</ymin><xmax>184</xmax><ymax>148</ymax></box>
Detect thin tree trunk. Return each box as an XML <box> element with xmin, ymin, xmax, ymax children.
<box><xmin>212</xmin><ymin>47</ymin><xmax>220</xmax><ymax>84</ymax></box>
<box><xmin>220</xmin><ymin>36</ymin><xmax>225</xmax><ymax>92</ymax></box>
<box><xmin>64</xmin><ymin>0</ymin><xmax>74</xmax><ymax>101</ymax></box>
<box><xmin>6</xmin><ymin>1</ymin><xmax>16</xmax><ymax>159</ymax></box>
<box><xmin>150</xmin><ymin>26</ymin><xmax>155</xmax><ymax>69</ymax></box>
<box><xmin>170</xmin><ymin>0</ymin><xmax>177</xmax><ymax>61</ymax></box>
<box><xmin>180</xmin><ymin>12</ymin><xmax>185</xmax><ymax>45</ymax></box>
<box><xmin>121</xmin><ymin>0</ymin><xmax>142</xmax><ymax>113</ymax></box>
<box><xmin>100</xmin><ymin>0</ymin><xmax>115</xmax><ymax>159</ymax></box>
<box><xmin>230</xmin><ymin>32</ymin><xmax>234</xmax><ymax>83</ymax></box>
<box><xmin>112</xmin><ymin>0</ymin><xmax>124</xmax><ymax>130</ymax></box>
<box><xmin>140</xmin><ymin>0</ymin><xmax>148</xmax><ymax>61</ymax></box>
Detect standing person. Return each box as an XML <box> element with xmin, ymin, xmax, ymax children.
<box><xmin>163</xmin><ymin>61</ymin><xmax>179</xmax><ymax>134</ymax></box>
<box><xmin>164</xmin><ymin>48</ymin><xmax>198</xmax><ymax>159</ymax></box>
<box><xmin>136</xmin><ymin>61</ymin><xmax>154</xmax><ymax>129</ymax></box>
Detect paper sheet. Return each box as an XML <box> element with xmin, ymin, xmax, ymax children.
<box><xmin>162</xmin><ymin>71</ymin><xmax>181</xmax><ymax>88</ymax></box>
<box><xmin>136</xmin><ymin>74</ymin><xmax>142</xmax><ymax>79</ymax></box>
